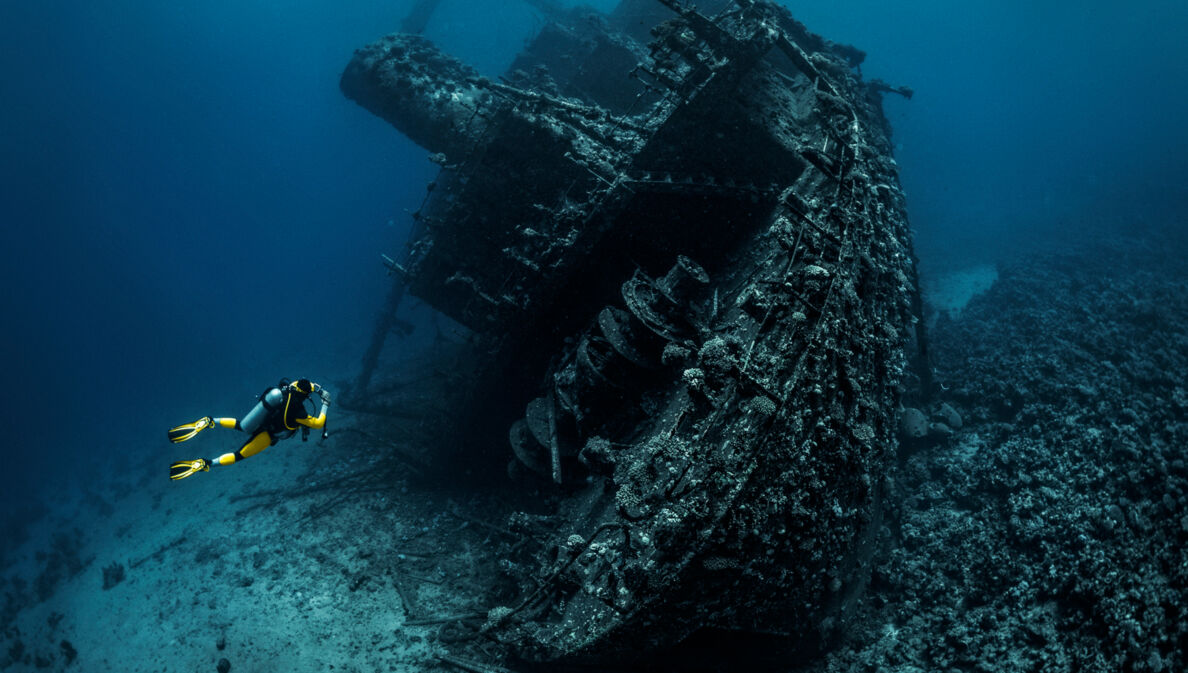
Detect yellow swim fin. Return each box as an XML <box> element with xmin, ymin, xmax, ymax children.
<box><xmin>167</xmin><ymin>417</ymin><xmax>213</xmax><ymax>443</ymax></box>
<box><xmin>169</xmin><ymin>458</ymin><xmax>211</xmax><ymax>481</ymax></box>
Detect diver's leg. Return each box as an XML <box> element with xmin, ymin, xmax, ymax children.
<box><xmin>214</xmin><ymin>418</ymin><xmax>238</xmax><ymax>429</ymax></box>
<box><xmin>213</xmin><ymin>431</ymin><xmax>271</xmax><ymax>466</ymax></box>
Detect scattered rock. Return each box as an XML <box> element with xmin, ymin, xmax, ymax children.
<box><xmin>934</xmin><ymin>402</ymin><xmax>962</xmax><ymax>429</ymax></box>
<box><xmin>217</xmin><ymin>657</ymin><xmax>231</xmax><ymax>673</ymax></box>
<box><xmin>899</xmin><ymin>407</ymin><xmax>929</xmax><ymax>438</ymax></box>
<box><xmin>101</xmin><ymin>562</ymin><xmax>125</xmax><ymax>590</ymax></box>
<box><xmin>661</xmin><ymin>343</ymin><xmax>691</xmax><ymax>367</ymax></box>
<box><xmin>578</xmin><ymin>437</ymin><xmax>614</xmax><ymax>471</ymax></box>
<box><xmin>804</xmin><ymin>264</ymin><xmax>830</xmax><ymax>279</ymax></box>
<box><xmin>485</xmin><ymin>606</ymin><xmax>514</xmax><ymax>630</ymax></box>
<box><xmin>927</xmin><ymin>421</ymin><xmax>953</xmax><ymax>438</ymax></box>
<box><xmin>35</xmin><ymin>530</ymin><xmax>89</xmax><ymax>601</ymax></box>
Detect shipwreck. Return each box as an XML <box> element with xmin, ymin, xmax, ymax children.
<box><xmin>340</xmin><ymin>0</ymin><xmax>923</xmax><ymax>666</ymax></box>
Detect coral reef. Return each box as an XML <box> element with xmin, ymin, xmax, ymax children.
<box><xmin>814</xmin><ymin>234</ymin><xmax>1188</xmax><ymax>672</ymax></box>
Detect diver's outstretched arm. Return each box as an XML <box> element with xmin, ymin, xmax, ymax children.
<box><xmin>296</xmin><ymin>389</ymin><xmax>331</xmax><ymax>430</ymax></box>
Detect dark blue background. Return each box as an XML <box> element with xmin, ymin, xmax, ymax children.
<box><xmin>789</xmin><ymin>0</ymin><xmax>1188</xmax><ymax>267</ymax></box>
<box><xmin>1</xmin><ymin>0</ymin><xmax>1184</xmax><ymax>500</ymax></box>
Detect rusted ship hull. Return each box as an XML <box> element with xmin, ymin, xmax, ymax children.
<box><xmin>342</xmin><ymin>0</ymin><xmax>918</xmax><ymax>663</ymax></box>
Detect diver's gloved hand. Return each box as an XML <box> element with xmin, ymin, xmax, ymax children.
<box><xmin>320</xmin><ymin>389</ymin><xmax>332</xmax><ymax>406</ymax></box>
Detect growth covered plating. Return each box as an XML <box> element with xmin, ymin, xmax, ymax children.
<box><xmin>342</xmin><ymin>0</ymin><xmax>921</xmax><ymax>663</ymax></box>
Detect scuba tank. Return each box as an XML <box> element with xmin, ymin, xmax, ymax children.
<box><xmin>239</xmin><ymin>386</ymin><xmax>286</xmax><ymax>434</ymax></box>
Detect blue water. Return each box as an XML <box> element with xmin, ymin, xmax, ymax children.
<box><xmin>790</xmin><ymin>0</ymin><xmax>1188</xmax><ymax>266</ymax></box>
<box><xmin>0</xmin><ymin>0</ymin><xmax>1184</xmax><ymax>590</ymax></box>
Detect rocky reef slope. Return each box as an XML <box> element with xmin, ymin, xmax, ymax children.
<box><xmin>816</xmin><ymin>233</ymin><xmax>1188</xmax><ymax>672</ymax></box>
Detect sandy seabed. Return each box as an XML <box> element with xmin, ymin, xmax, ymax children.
<box><xmin>2</xmin><ymin>415</ymin><xmax>499</xmax><ymax>673</ymax></box>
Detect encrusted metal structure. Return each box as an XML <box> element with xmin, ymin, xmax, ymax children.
<box><xmin>342</xmin><ymin>0</ymin><xmax>919</xmax><ymax>664</ymax></box>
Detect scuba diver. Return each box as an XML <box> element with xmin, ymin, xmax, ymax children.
<box><xmin>167</xmin><ymin>378</ymin><xmax>331</xmax><ymax>480</ymax></box>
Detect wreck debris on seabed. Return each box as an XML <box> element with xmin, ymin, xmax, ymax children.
<box><xmin>339</xmin><ymin>0</ymin><xmax>923</xmax><ymax>669</ymax></box>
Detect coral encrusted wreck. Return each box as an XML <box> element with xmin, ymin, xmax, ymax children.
<box><xmin>341</xmin><ymin>0</ymin><xmax>921</xmax><ymax>664</ymax></box>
